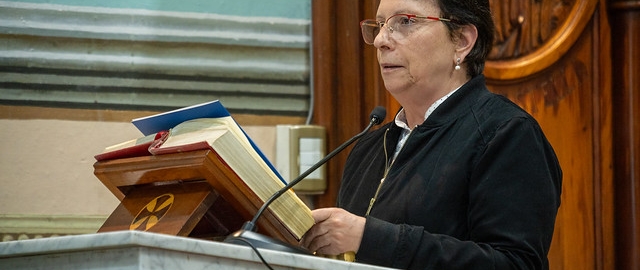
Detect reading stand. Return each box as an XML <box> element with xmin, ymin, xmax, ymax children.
<box><xmin>93</xmin><ymin>150</ymin><xmax>299</xmax><ymax>245</ymax></box>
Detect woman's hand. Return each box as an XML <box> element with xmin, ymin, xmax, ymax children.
<box><xmin>300</xmin><ymin>207</ymin><xmax>366</xmax><ymax>255</ymax></box>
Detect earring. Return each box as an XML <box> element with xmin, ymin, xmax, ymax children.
<box><xmin>455</xmin><ymin>58</ymin><xmax>461</xmax><ymax>71</ymax></box>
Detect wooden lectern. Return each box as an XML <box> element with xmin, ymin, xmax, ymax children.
<box><xmin>93</xmin><ymin>150</ymin><xmax>298</xmax><ymax>245</ymax></box>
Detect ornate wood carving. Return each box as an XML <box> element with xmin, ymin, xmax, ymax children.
<box><xmin>485</xmin><ymin>0</ymin><xmax>598</xmax><ymax>80</ymax></box>
<box><xmin>490</xmin><ymin>0</ymin><xmax>574</xmax><ymax>59</ymax></box>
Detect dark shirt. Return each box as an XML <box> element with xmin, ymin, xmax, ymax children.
<box><xmin>338</xmin><ymin>75</ymin><xmax>562</xmax><ymax>269</ymax></box>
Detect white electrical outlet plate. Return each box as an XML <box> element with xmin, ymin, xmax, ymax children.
<box><xmin>276</xmin><ymin>125</ymin><xmax>326</xmax><ymax>194</ymax></box>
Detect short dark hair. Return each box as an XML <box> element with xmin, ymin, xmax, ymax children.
<box><xmin>436</xmin><ymin>0</ymin><xmax>495</xmax><ymax>78</ymax></box>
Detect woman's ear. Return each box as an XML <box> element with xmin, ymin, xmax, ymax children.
<box><xmin>455</xmin><ymin>24</ymin><xmax>478</xmax><ymax>60</ymax></box>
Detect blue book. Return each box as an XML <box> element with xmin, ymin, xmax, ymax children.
<box><xmin>132</xmin><ymin>100</ymin><xmax>230</xmax><ymax>135</ymax></box>
<box><xmin>131</xmin><ymin>100</ymin><xmax>285</xmax><ymax>184</ymax></box>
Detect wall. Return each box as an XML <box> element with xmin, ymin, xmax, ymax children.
<box><xmin>0</xmin><ymin>0</ymin><xmax>310</xmax><ymax>241</ymax></box>
<box><xmin>0</xmin><ymin>0</ymin><xmax>312</xmax><ymax>115</ymax></box>
<box><xmin>11</xmin><ymin>0</ymin><xmax>310</xmax><ymax>18</ymax></box>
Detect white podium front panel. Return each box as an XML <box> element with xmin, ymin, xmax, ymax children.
<box><xmin>0</xmin><ymin>231</ymin><xmax>395</xmax><ymax>270</ymax></box>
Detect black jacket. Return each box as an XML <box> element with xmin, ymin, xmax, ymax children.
<box><xmin>338</xmin><ymin>75</ymin><xmax>562</xmax><ymax>269</ymax></box>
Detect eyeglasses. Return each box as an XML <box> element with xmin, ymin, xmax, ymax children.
<box><xmin>359</xmin><ymin>14</ymin><xmax>454</xmax><ymax>45</ymax></box>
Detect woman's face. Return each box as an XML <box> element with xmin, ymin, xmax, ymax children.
<box><xmin>374</xmin><ymin>0</ymin><xmax>458</xmax><ymax>99</ymax></box>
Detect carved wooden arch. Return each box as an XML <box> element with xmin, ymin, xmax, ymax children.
<box><xmin>484</xmin><ymin>0</ymin><xmax>598</xmax><ymax>80</ymax></box>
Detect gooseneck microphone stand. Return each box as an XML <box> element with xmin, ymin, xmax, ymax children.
<box><xmin>224</xmin><ymin>106</ymin><xmax>387</xmax><ymax>255</ymax></box>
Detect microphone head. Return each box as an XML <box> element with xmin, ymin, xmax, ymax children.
<box><xmin>370</xmin><ymin>106</ymin><xmax>387</xmax><ymax>125</ymax></box>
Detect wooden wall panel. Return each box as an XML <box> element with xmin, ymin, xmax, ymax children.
<box><xmin>312</xmin><ymin>0</ymin><xmax>619</xmax><ymax>269</ymax></box>
<box><xmin>596</xmin><ymin>3</ymin><xmax>615</xmax><ymax>269</ymax></box>
<box><xmin>486</xmin><ymin>1</ymin><xmax>615</xmax><ymax>267</ymax></box>
<box><xmin>486</xmin><ymin>14</ymin><xmax>607</xmax><ymax>268</ymax></box>
<box><xmin>610</xmin><ymin>1</ymin><xmax>640</xmax><ymax>269</ymax></box>
<box><xmin>312</xmin><ymin>0</ymin><xmax>387</xmax><ymax>208</ymax></box>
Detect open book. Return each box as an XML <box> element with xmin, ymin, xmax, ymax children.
<box><xmin>94</xmin><ymin>100</ymin><xmax>313</xmax><ymax>240</ymax></box>
<box><xmin>151</xmin><ymin>117</ymin><xmax>314</xmax><ymax>239</ymax></box>
<box><xmin>96</xmin><ymin>100</ymin><xmax>283</xmax><ymax>183</ymax></box>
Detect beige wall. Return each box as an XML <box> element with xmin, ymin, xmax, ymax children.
<box><xmin>1</xmin><ymin>119</ymin><xmax>127</xmax><ymax>216</ymax></box>
<box><xmin>0</xmin><ymin>117</ymin><xmax>277</xmax><ymax>240</ymax></box>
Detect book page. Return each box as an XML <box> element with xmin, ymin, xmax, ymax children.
<box><xmin>153</xmin><ymin>117</ymin><xmax>313</xmax><ymax>237</ymax></box>
<box><xmin>160</xmin><ymin>121</ymin><xmax>228</xmax><ymax>148</ymax></box>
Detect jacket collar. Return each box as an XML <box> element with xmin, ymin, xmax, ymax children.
<box><xmin>417</xmin><ymin>74</ymin><xmax>490</xmax><ymax>128</ymax></box>
<box><xmin>384</xmin><ymin>74</ymin><xmax>490</xmax><ymax>136</ymax></box>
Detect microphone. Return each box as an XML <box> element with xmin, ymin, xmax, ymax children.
<box><xmin>223</xmin><ymin>106</ymin><xmax>387</xmax><ymax>254</ymax></box>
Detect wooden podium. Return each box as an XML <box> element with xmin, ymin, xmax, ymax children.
<box><xmin>93</xmin><ymin>150</ymin><xmax>299</xmax><ymax>245</ymax></box>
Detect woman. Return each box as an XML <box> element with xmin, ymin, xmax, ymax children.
<box><xmin>300</xmin><ymin>0</ymin><xmax>562</xmax><ymax>269</ymax></box>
